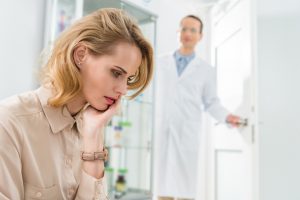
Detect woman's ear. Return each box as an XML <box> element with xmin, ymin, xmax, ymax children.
<box><xmin>73</xmin><ymin>44</ymin><xmax>87</xmax><ymax>68</ymax></box>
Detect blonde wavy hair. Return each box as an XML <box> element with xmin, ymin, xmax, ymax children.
<box><xmin>41</xmin><ymin>8</ymin><xmax>154</xmax><ymax>107</ymax></box>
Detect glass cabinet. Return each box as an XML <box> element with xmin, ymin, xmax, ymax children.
<box><xmin>44</xmin><ymin>0</ymin><xmax>157</xmax><ymax>199</ymax></box>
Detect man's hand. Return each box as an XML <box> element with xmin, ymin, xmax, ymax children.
<box><xmin>226</xmin><ymin>114</ymin><xmax>242</xmax><ymax>127</ymax></box>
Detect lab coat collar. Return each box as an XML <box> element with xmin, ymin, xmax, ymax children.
<box><xmin>163</xmin><ymin>52</ymin><xmax>198</xmax><ymax>79</ymax></box>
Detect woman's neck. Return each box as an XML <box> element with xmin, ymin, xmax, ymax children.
<box><xmin>66</xmin><ymin>96</ymin><xmax>86</xmax><ymax>116</ymax></box>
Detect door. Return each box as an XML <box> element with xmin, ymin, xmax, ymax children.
<box><xmin>207</xmin><ymin>0</ymin><xmax>256</xmax><ymax>200</ymax></box>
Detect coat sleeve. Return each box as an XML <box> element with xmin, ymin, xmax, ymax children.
<box><xmin>202</xmin><ymin>67</ymin><xmax>230</xmax><ymax>123</ymax></box>
<box><xmin>74</xmin><ymin>111</ymin><xmax>108</xmax><ymax>199</ymax></box>
<box><xmin>75</xmin><ymin>171</ymin><xmax>108</xmax><ymax>200</ymax></box>
<box><xmin>0</xmin><ymin>112</ymin><xmax>24</xmax><ymax>199</ymax></box>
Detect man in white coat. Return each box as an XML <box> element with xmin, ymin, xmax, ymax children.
<box><xmin>154</xmin><ymin>15</ymin><xmax>241</xmax><ymax>200</ymax></box>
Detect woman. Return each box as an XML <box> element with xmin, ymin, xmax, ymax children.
<box><xmin>0</xmin><ymin>8</ymin><xmax>153</xmax><ymax>199</ymax></box>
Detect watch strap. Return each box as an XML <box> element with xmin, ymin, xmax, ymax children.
<box><xmin>81</xmin><ymin>148</ymin><xmax>108</xmax><ymax>161</ymax></box>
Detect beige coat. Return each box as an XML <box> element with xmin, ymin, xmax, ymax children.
<box><xmin>0</xmin><ymin>87</ymin><xmax>107</xmax><ymax>200</ymax></box>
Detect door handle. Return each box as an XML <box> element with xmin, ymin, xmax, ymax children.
<box><xmin>237</xmin><ymin>118</ymin><xmax>248</xmax><ymax>126</ymax></box>
<box><xmin>215</xmin><ymin>118</ymin><xmax>248</xmax><ymax>127</ymax></box>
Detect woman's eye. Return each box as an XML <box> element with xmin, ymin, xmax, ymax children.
<box><xmin>112</xmin><ymin>70</ymin><xmax>122</xmax><ymax>78</ymax></box>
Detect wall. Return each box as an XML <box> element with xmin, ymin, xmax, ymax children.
<box><xmin>257</xmin><ymin>0</ymin><xmax>300</xmax><ymax>199</ymax></box>
<box><xmin>0</xmin><ymin>0</ymin><xmax>46</xmax><ymax>99</ymax></box>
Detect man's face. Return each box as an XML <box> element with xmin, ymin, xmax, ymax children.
<box><xmin>179</xmin><ymin>17</ymin><xmax>202</xmax><ymax>49</ymax></box>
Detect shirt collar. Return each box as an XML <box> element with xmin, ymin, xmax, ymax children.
<box><xmin>173</xmin><ymin>50</ymin><xmax>196</xmax><ymax>62</ymax></box>
<box><xmin>36</xmin><ymin>86</ymin><xmax>76</xmax><ymax>134</ymax></box>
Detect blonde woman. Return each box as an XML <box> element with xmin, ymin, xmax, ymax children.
<box><xmin>0</xmin><ymin>8</ymin><xmax>153</xmax><ymax>199</ymax></box>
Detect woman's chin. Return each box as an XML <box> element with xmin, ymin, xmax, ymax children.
<box><xmin>91</xmin><ymin>104</ymin><xmax>109</xmax><ymax>112</ymax></box>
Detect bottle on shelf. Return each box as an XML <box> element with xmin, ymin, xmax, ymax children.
<box><xmin>115</xmin><ymin>168</ymin><xmax>128</xmax><ymax>199</ymax></box>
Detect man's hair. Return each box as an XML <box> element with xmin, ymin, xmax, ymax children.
<box><xmin>40</xmin><ymin>8</ymin><xmax>154</xmax><ymax>107</ymax></box>
<box><xmin>182</xmin><ymin>15</ymin><xmax>204</xmax><ymax>33</ymax></box>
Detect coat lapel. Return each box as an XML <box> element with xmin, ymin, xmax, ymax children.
<box><xmin>178</xmin><ymin>58</ymin><xmax>198</xmax><ymax>81</ymax></box>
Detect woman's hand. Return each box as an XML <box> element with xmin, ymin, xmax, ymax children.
<box><xmin>81</xmin><ymin>99</ymin><xmax>121</xmax><ymax>151</ymax></box>
<box><xmin>80</xmin><ymin>99</ymin><xmax>121</xmax><ymax>179</ymax></box>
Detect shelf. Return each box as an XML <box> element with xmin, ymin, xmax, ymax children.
<box><xmin>107</xmin><ymin>145</ymin><xmax>151</xmax><ymax>150</ymax></box>
<box><xmin>108</xmin><ymin>188</ymin><xmax>152</xmax><ymax>200</ymax></box>
<box><xmin>83</xmin><ymin>0</ymin><xmax>157</xmax><ymax>24</ymax></box>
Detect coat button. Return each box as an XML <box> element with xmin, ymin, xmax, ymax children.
<box><xmin>35</xmin><ymin>192</ymin><xmax>42</xmax><ymax>198</ymax></box>
<box><xmin>68</xmin><ymin>188</ymin><xmax>75</xmax><ymax>197</ymax></box>
<box><xmin>65</xmin><ymin>158</ymin><xmax>72</xmax><ymax>168</ymax></box>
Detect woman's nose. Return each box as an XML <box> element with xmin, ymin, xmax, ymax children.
<box><xmin>116</xmin><ymin>82</ymin><xmax>128</xmax><ymax>96</ymax></box>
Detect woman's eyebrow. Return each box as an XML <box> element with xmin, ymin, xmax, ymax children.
<box><xmin>113</xmin><ymin>66</ymin><xmax>127</xmax><ymax>74</ymax></box>
<box><xmin>113</xmin><ymin>66</ymin><xmax>136</xmax><ymax>77</ymax></box>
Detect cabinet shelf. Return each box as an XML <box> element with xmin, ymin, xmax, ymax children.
<box><xmin>108</xmin><ymin>188</ymin><xmax>152</xmax><ymax>200</ymax></box>
<box><xmin>107</xmin><ymin>145</ymin><xmax>151</xmax><ymax>150</ymax></box>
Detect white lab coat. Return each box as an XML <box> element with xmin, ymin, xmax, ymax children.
<box><xmin>154</xmin><ymin>53</ymin><xmax>229</xmax><ymax>198</ymax></box>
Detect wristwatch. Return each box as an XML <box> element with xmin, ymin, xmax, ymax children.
<box><xmin>81</xmin><ymin>148</ymin><xmax>108</xmax><ymax>161</ymax></box>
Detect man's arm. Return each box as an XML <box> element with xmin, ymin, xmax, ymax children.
<box><xmin>202</xmin><ymin>67</ymin><xmax>241</xmax><ymax>127</ymax></box>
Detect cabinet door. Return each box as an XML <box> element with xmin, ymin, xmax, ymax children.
<box><xmin>44</xmin><ymin>0</ymin><xmax>80</xmax><ymax>47</ymax></box>
<box><xmin>105</xmin><ymin>20</ymin><xmax>156</xmax><ymax>197</ymax></box>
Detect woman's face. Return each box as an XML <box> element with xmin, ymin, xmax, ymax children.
<box><xmin>79</xmin><ymin>42</ymin><xmax>142</xmax><ymax>111</ymax></box>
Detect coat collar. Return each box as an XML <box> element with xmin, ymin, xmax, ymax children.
<box><xmin>36</xmin><ymin>86</ymin><xmax>76</xmax><ymax>134</ymax></box>
<box><xmin>166</xmin><ymin>53</ymin><xmax>199</xmax><ymax>80</ymax></box>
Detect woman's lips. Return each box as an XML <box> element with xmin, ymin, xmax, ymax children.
<box><xmin>104</xmin><ymin>97</ymin><xmax>115</xmax><ymax>105</ymax></box>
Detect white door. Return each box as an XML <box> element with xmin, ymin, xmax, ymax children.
<box><xmin>207</xmin><ymin>0</ymin><xmax>256</xmax><ymax>200</ymax></box>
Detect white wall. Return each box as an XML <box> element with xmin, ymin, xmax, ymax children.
<box><xmin>257</xmin><ymin>0</ymin><xmax>300</xmax><ymax>199</ymax></box>
<box><xmin>0</xmin><ymin>0</ymin><xmax>46</xmax><ymax>99</ymax></box>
